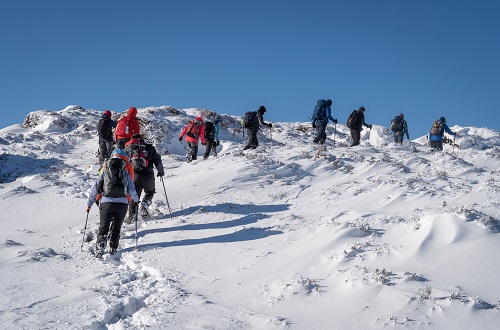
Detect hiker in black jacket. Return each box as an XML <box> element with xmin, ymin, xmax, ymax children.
<box><xmin>97</xmin><ymin>110</ymin><xmax>117</xmax><ymax>164</ymax></box>
<box><xmin>243</xmin><ymin>106</ymin><xmax>272</xmax><ymax>150</ymax></box>
<box><xmin>349</xmin><ymin>106</ymin><xmax>372</xmax><ymax>147</ymax></box>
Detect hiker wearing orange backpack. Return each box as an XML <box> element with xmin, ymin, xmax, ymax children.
<box><xmin>115</xmin><ymin>107</ymin><xmax>140</xmax><ymax>145</ymax></box>
<box><xmin>179</xmin><ymin>114</ymin><xmax>206</xmax><ymax>163</ymax></box>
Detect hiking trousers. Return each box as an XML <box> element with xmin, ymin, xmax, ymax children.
<box><xmin>187</xmin><ymin>141</ymin><xmax>199</xmax><ymax>161</ymax></box>
<box><xmin>97</xmin><ymin>202</ymin><xmax>128</xmax><ymax>249</ymax></box>
<box><xmin>204</xmin><ymin>139</ymin><xmax>216</xmax><ymax>159</ymax></box>
<box><xmin>244</xmin><ymin>128</ymin><xmax>259</xmax><ymax>149</ymax></box>
<box><xmin>313</xmin><ymin>120</ymin><xmax>327</xmax><ymax>144</ymax></box>
<box><xmin>129</xmin><ymin>171</ymin><xmax>155</xmax><ymax>216</ymax></box>
<box><xmin>394</xmin><ymin>131</ymin><xmax>404</xmax><ymax>144</ymax></box>
<box><xmin>350</xmin><ymin>129</ymin><xmax>361</xmax><ymax>146</ymax></box>
<box><xmin>99</xmin><ymin>138</ymin><xmax>114</xmax><ymax>164</ymax></box>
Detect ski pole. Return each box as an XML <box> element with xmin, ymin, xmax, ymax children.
<box><xmin>81</xmin><ymin>211</ymin><xmax>89</xmax><ymax>251</ymax></box>
<box><xmin>160</xmin><ymin>176</ymin><xmax>173</xmax><ymax>220</ymax></box>
<box><xmin>134</xmin><ymin>203</ymin><xmax>139</xmax><ymax>250</ymax></box>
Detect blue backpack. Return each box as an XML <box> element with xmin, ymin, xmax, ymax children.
<box><xmin>312</xmin><ymin>99</ymin><xmax>328</xmax><ymax>121</ymax></box>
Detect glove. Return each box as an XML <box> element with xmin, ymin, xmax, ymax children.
<box><xmin>157</xmin><ymin>171</ymin><xmax>164</xmax><ymax>177</ymax></box>
<box><xmin>86</xmin><ymin>206</ymin><xmax>91</xmax><ymax>213</ymax></box>
<box><xmin>95</xmin><ymin>200</ymin><xmax>100</xmax><ymax>206</ymax></box>
<box><xmin>216</xmin><ymin>140</ymin><xmax>220</xmax><ymax>146</ymax></box>
<box><xmin>333</xmin><ymin>119</ymin><xmax>338</xmax><ymax>124</ymax></box>
<box><xmin>368</xmin><ymin>124</ymin><xmax>373</xmax><ymax>129</ymax></box>
<box><xmin>178</xmin><ymin>136</ymin><xmax>182</xmax><ymax>142</ymax></box>
<box><xmin>312</xmin><ymin>122</ymin><xmax>316</xmax><ymax>128</ymax></box>
<box><xmin>268</xmin><ymin>123</ymin><xmax>273</xmax><ymax>128</ymax></box>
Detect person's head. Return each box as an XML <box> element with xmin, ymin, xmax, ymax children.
<box><xmin>117</xmin><ymin>139</ymin><xmax>127</xmax><ymax>149</ymax></box>
<box><xmin>128</xmin><ymin>107</ymin><xmax>137</xmax><ymax>117</ymax></box>
<box><xmin>215</xmin><ymin>115</ymin><xmax>223</xmax><ymax>124</ymax></box>
<box><xmin>326</xmin><ymin>99</ymin><xmax>332</xmax><ymax>106</ymax></box>
<box><xmin>359</xmin><ymin>106</ymin><xmax>365</xmax><ymax>112</ymax></box>
<box><xmin>258</xmin><ymin>106</ymin><xmax>267</xmax><ymax>114</ymax></box>
<box><xmin>399</xmin><ymin>113</ymin><xmax>404</xmax><ymax>119</ymax></box>
<box><xmin>104</xmin><ymin>110</ymin><xmax>112</xmax><ymax>117</ymax></box>
<box><xmin>439</xmin><ymin>116</ymin><xmax>446</xmax><ymax>123</ymax></box>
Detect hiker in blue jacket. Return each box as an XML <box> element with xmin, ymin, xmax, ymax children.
<box><xmin>428</xmin><ymin>117</ymin><xmax>456</xmax><ymax>151</ymax></box>
<box><xmin>312</xmin><ymin>99</ymin><xmax>337</xmax><ymax>144</ymax></box>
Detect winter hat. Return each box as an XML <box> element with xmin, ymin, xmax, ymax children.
<box><xmin>258</xmin><ymin>106</ymin><xmax>267</xmax><ymax>113</ymax></box>
<box><xmin>128</xmin><ymin>107</ymin><xmax>137</xmax><ymax>117</ymax></box>
<box><xmin>104</xmin><ymin>110</ymin><xmax>112</xmax><ymax>117</ymax></box>
<box><xmin>439</xmin><ymin>117</ymin><xmax>446</xmax><ymax>123</ymax></box>
<box><xmin>399</xmin><ymin>113</ymin><xmax>404</xmax><ymax>118</ymax></box>
<box><xmin>326</xmin><ymin>99</ymin><xmax>332</xmax><ymax>106</ymax></box>
<box><xmin>359</xmin><ymin>106</ymin><xmax>365</xmax><ymax>111</ymax></box>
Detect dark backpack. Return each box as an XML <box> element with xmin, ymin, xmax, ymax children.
<box><xmin>312</xmin><ymin>99</ymin><xmax>328</xmax><ymax>121</ymax></box>
<box><xmin>430</xmin><ymin>120</ymin><xmax>444</xmax><ymax>135</ymax></box>
<box><xmin>185</xmin><ymin>119</ymin><xmax>202</xmax><ymax>139</ymax></box>
<box><xmin>127</xmin><ymin>138</ymin><xmax>150</xmax><ymax>171</ymax></box>
<box><xmin>204</xmin><ymin>121</ymin><xmax>215</xmax><ymax>140</ymax></box>
<box><xmin>390</xmin><ymin>116</ymin><xmax>404</xmax><ymax>132</ymax></box>
<box><xmin>98</xmin><ymin>158</ymin><xmax>127</xmax><ymax>198</ymax></box>
<box><xmin>98</xmin><ymin>118</ymin><xmax>113</xmax><ymax>140</ymax></box>
<box><xmin>346</xmin><ymin>110</ymin><xmax>361</xmax><ymax>129</ymax></box>
<box><xmin>242</xmin><ymin>111</ymin><xmax>259</xmax><ymax>129</ymax></box>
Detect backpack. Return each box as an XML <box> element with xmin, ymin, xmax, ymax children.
<box><xmin>312</xmin><ymin>99</ymin><xmax>328</xmax><ymax>121</ymax></box>
<box><xmin>185</xmin><ymin>119</ymin><xmax>202</xmax><ymax>140</ymax></box>
<box><xmin>430</xmin><ymin>120</ymin><xmax>444</xmax><ymax>135</ymax></box>
<box><xmin>242</xmin><ymin>111</ymin><xmax>259</xmax><ymax>129</ymax></box>
<box><xmin>390</xmin><ymin>116</ymin><xmax>403</xmax><ymax>132</ymax></box>
<box><xmin>98</xmin><ymin>118</ymin><xmax>113</xmax><ymax>140</ymax></box>
<box><xmin>98</xmin><ymin>158</ymin><xmax>128</xmax><ymax>198</ymax></box>
<box><xmin>127</xmin><ymin>138</ymin><xmax>150</xmax><ymax>171</ymax></box>
<box><xmin>346</xmin><ymin>110</ymin><xmax>361</xmax><ymax>129</ymax></box>
<box><xmin>204</xmin><ymin>121</ymin><xmax>215</xmax><ymax>140</ymax></box>
<box><xmin>115</xmin><ymin>116</ymin><xmax>130</xmax><ymax>138</ymax></box>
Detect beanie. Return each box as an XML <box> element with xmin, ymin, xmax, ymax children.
<box><xmin>104</xmin><ymin>110</ymin><xmax>112</xmax><ymax>117</ymax></box>
<box><xmin>359</xmin><ymin>106</ymin><xmax>365</xmax><ymax>111</ymax></box>
<box><xmin>258</xmin><ymin>106</ymin><xmax>267</xmax><ymax>113</ymax></box>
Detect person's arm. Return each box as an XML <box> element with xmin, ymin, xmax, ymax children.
<box><xmin>444</xmin><ymin>124</ymin><xmax>455</xmax><ymax>135</ymax></box>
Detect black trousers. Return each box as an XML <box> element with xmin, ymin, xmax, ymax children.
<box><xmin>350</xmin><ymin>129</ymin><xmax>361</xmax><ymax>146</ymax></box>
<box><xmin>244</xmin><ymin>128</ymin><xmax>258</xmax><ymax>149</ymax></box>
<box><xmin>99</xmin><ymin>138</ymin><xmax>114</xmax><ymax>164</ymax></box>
<box><xmin>97</xmin><ymin>202</ymin><xmax>128</xmax><ymax>249</ymax></box>
<box><xmin>394</xmin><ymin>131</ymin><xmax>404</xmax><ymax>144</ymax></box>
<box><xmin>128</xmin><ymin>171</ymin><xmax>155</xmax><ymax>215</ymax></box>
<box><xmin>204</xmin><ymin>139</ymin><xmax>216</xmax><ymax>158</ymax></box>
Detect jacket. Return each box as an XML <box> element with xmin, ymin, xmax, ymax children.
<box><xmin>180</xmin><ymin>117</ymin><xmax>206</xmax><ymax>144</ymax></box>
<box><xmin>429</xmin><ymin>122</ymin><xmax>455</xmax><ymax>142</ymax></box>
<box><xmin>115</xmin><ymin>107</ymin><xmax>140</xmax><ymax>141</ymax></box>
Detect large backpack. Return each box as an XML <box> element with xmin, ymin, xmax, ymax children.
<box><xmin>204</xmin><ymin>121</ymin><xmax>215</xmax><ymax>140</ymax></box>
<box><xmin>185</xmin><ymin>119</ymin><xmax>202</xmax><ymax>139</ymax></box>
<box><xmin>98</xmin><ymin>158</ymin><xmax>128</xmax><ymax>198</ymax></box>
<box><xmin>430</xmin><ymin>120</ymin><xmax>444</xmax><ymax>135</ymax></box>
<box><xmin>242</xmin><ymin>111</ymin><xmax>259</xmax><ymax>129</ymax></box>
<box><xmin>346</xmin><ymin>110</ymin><xmax>361</xmax><ymax>129</ymax></box>
<box><xmin>390</xmin><ymin>116</ymin><xmax>404</xmax><ymax>132</ymax></box>
<box><xmin>98</xmin><ymin>118</ymin><xmax>113</xmax><ymax>140</ymax></box>
<box><xmin>115</xmin><ymin>116</ymin><xmax>130</xmax><ymax>138</ymax></box>
<box><xmin>126</xmin><ymin>138</ymin><xmax>150</xmax><ymax>171</ymax></box>
<box><xmin>312</xmin><ymin>99</ymin><xmax>328</xmax><ymax>121</ymax></box>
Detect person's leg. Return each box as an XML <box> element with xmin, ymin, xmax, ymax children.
<box><xmin>108</xmin><ymin>203</ymin><xmax>128</xmax><ymax>252</ymax></box>
<box><xmin>98</xmin><ymin>138</ymin><xmax>108</xmax><ymax>164</ymax></box>
<box><xmin>96</xmin><ymin>203</ymin><xmax>113</xmax><ymax>254</ymax></box>
<box><xmin>140</xmin><ymin>173</ymin><xmax>156</xmax><ymax>217</ymax></box>
<box><xmin>204</xmin><ymin>140</ymin><xmax>214</xmax><ymax>159</ymax></box>
<box><xmin>318</xmin><ymin>121</ymin><xmax>327</xmax><ymax>144</ymax></box>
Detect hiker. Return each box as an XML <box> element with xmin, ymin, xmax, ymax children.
<box><xmin>390</xmin><ymin>113</ymin><xmax>409</xmax><ymax>145</ymax></box>
<box><xmin>428</xmin><ymin>117</ymin><xmax>457</xmax><ymax>151</ymax></box>
<box><xmin>179</xmin><ymin>114</ymin><xmax>206</xmax><ymax>162</ymax></box>
<box><xmin>311</xmin><ymin>99</ymin><xmax>337</xmax><ymax>144</ymax></box>
<box><xmin>115</xmin><ymin>107</ymin><xmax>140</xmax><ymax>145</ymax></box>
<box><xmin>86</xmin><ymin>153</ymin><xmax>139</xmax><ymax>257</ymax></box>
<box><xmin>97</xmin><ymin>110</ymin><xmax>117</xmax><ymax>164</ymax></box>
<box><xmin>347</xmin><ymin>106</ymin><xmax>373</xmax><ymax>147</ymax></box>
<box><xmin>203</xmin><ymin>115</ymin><xmax>221</xmax><ymax>159</ymax></box>
<box><xmin>243</xmin><ymin>106</ymin><xmax>272</xmax><ymax>150</ymax></box>
<box><xmin>125</xmin><ymin>134</ymin><xmax>164</xmax><ymax>219</ymax></box>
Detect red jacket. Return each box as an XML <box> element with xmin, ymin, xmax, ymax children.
<box><xmin>180</xmin><ymin>116</ymin><xmax>205</xmax><ymax>144</ymax></box>
<box><xmin>115</xmin><ymin>107</ymin><xmax>140</xmax><ymax>141</ymax></box>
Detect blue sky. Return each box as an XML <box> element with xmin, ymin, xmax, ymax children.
<box><xmin>1</xmin><ymin>0</ymin><xmax>499</xmax><ymax>138</ymax></box>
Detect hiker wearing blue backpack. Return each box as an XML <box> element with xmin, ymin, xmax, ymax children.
<box><xmin>346</xmin><ymin>106</ymin><xmax>372</xmax><ymax>147</ymax></box>
<box><xmin>311</xmin><ymin>99</ymin><xmax>337</xmax><ymax>144</ymax></box>
<box><xmin>428</xmin><ymin>117</ymin><xmax>456</xmax><ymax>151</ymax></box>
<box><xmin>243</xmin><ymin>106</ymin><xmax>272</xmax><ymax>150</ymax></box>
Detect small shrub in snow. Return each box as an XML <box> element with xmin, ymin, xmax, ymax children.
<box><xmin>418</xmin><ymin>286</ymin><xmax>432</xmax><ymax>300</ymax></box>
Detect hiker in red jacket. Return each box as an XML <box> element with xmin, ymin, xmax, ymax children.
<box><xmin>179</xmin><ymin>114</ymin><xmax>206</xmax><ymax>162</ymax></box>
<box><xmin>115</xmin><ymin>107</ymin><xmax>140</xmax><ymax>145</ymax></box>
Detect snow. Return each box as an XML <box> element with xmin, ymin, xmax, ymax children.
<box><xmin>0</xmin><ymin>105</ymin><xmax>499</xmax><ymax>329</ymax></box>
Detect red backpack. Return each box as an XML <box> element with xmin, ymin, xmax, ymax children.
<box><xmin>126</xmin><ymin>138</ymin><xmax>149</xmax><ymax>171</ymax></box>
<box><xmin>115</xmin><ymin>116</ymin><xmax>130</xmax><ymax>138</ymax></box>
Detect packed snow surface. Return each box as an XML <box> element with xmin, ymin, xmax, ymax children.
<box><xmin>0</xmin><ymin>105</ymin><xmax>499</xmax><ymax>329</ymax></box>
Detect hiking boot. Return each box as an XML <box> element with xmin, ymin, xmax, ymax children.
<box><xmin>95</xmin><ymin>240</ymin><xmax>106</xmax><ymax>258</ymax></box>
<box><xmin>109</xmin><ymin>248</ymin><xmax>117</xmax><ymax>255</ymax></box>
<box><xmin>141</xmin><ymin>206</ymin><xmax>150</xmax><ymax>218</ymax></box>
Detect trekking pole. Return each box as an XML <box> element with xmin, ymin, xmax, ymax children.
<box><xmin>81</xmin><ymin>211</ymin><xmax>89</xmax><ymax>251</ymax></box>
<box><xmin>160</xmin><ymin>176</ymin><xmax>173</xmax><ymax>220</ymax></box>
<box><xmin>333</xmin><ymin>123</ymin><xmax>337</xmax><ymax>148</ymax></box>
<box><xmin>134</xmin><ymin>203</ymin><xmax>139</xmax><ymax>250</ymax></box>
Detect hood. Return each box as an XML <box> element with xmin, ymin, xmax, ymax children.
<box><xmin>128</xmin><ymin>107</ymin><xmax>137</xmax><ymax>118</ymax></box>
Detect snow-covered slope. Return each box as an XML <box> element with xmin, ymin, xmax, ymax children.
<box><xmin>0</xmin><ymin>106</ymin><xmax>499</xmax><ymax>329</ymax></box>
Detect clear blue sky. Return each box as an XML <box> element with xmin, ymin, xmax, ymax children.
<box><xmin>1</xmin><ymin>0</ymin><xmax>499</xmax><ymax>138</ymax></box>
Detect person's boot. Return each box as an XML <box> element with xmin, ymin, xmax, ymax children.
<box><xmin>95</xmin><ymin>235</ymin><xmax>107</xmax><ymax>258</ymax></box>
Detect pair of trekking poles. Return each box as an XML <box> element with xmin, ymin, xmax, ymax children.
<box><xmin>81</xmin><ymin>176</ymin><xmax>173</xmax><ymax>252</ymax></box>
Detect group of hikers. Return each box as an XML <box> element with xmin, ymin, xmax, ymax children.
<box><xmin>85</xmin><ymin>102</ymin><xmax>457</xmax><ymax>257</ymax></box>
